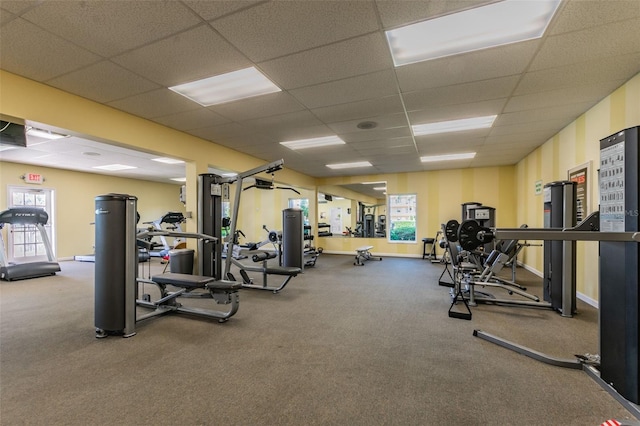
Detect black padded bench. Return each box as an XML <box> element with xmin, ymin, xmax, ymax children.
<box><xmin>152</xmin><ymin>272</ymin><xmax>242</xmax><ymax>290</ymax></box>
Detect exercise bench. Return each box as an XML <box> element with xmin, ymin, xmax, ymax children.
<box><xmin>136</xmin><ymin>272</ymin><xmax>242</xmax><ymax>323</ymax></box>
<box><xmin>354</xmin><ymin>246</ymin><xmax>382</xmax><ymax>266</ymax></box>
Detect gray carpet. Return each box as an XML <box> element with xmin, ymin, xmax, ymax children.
<box><xmin>0</xmin><ymin>254</ymin><xmax>635</xmax><ymax>425</ymax></box>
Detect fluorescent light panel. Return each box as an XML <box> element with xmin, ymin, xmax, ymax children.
<box><xmin>421</xmin><ymin>152</ymin><xmax>476</xmax><ymax>163</ymax></box>
<box><xmin>152</xmin><ymin>157</ymin><xmax>184</xmax><ymax>164</ymax></box>
<box><xmin>326</xmin><ymin>161</ymin><xmax>372</xmax><ymax>170</ymax></box>
<box><xmin>280</xmin><ymin>135</ymin><xmax>345</xmax><ymax>150</ymax></box>
<box><xmin>93</xmin><ymin>164</ymin><xmax>137</xmax><ymax>171</ymax></box>
<box><xmin>27</xmin><ymin>128</ymin><xmax>68</xmax><ymax>140</ymax></box>
<box><xmin>386</xmin><ymin>0</ymin><xmax>561</xmax><ymax>66</ymax></box>
<box><xmin>169</xmin><ymin>67</ymin><xmax>281</xmax><ymax>106</ymax></box>
<box><xmin>413</xmin><ymin>115</ymin><xmax>497</xmax><ymax>136</ymax></box>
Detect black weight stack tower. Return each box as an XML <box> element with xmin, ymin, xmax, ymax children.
<box><xmin>94</xmin><ymin>194</ymin><xmax>137</xmax><ymax>338</ymax></box>
<box><xmin>599</xmin><ymin>126</ymin><xmax>640</xmax><ymax>404</ymax></box>
<box><xmin>543</xmin><ymin>181</ymin><xmax>577</xmax><ymax>317</ymax></box>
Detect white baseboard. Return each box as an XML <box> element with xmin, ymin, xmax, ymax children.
<box><xmin>577</xmin><ymin>292</ymin><xmax>599</xmax><ymax>309</ymax></box>
<box><xmin>517</xmin><ymin>262</ymin><xmax>598</xmax><ymax>309</ymax></box>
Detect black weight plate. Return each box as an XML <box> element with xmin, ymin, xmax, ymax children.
<box><xmin>445</xmin><ymin>220</ymin><xmax>459</xmax><ymax>242</ymax></box>
<box><xmin>458</xmin><ymin>220</ymin><xmax>483</xmax><ymax>251</ymax></box>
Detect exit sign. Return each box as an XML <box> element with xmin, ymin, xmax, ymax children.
<box><xmin>24</xmin><ymin>173</ymin><xmax>44</xmax><ymax>184</ymax></box>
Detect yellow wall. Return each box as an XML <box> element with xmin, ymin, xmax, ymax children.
<box><xmin>0</xmin><ymin>161</ymin><xmax>184</xmax><ymax>258</ymax></box>
<box><xmin>516</xmin><ymin>72</ymin><xmax>640</xmax><ymax>303</ymax></box>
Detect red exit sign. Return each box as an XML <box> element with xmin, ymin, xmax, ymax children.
<box><xmin>24</xmin><ymin>173</ymin><xmax>44</xmax><ymax>184</ymax></box>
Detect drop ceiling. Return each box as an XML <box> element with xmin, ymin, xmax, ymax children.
<box><xmin>1</xmin><ymin>0</ymin><xmax>639</xmax><ymax>187</ymax></box>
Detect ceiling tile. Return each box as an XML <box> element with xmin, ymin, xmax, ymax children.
<box><xmin>209</xmin><ymin>92</ymin><xmax>305</xmax><ymax>122</ymax></box>
<box><xmin>489</xmin><ymin>119</ymin><xmax>568</xmax><ymax>137</ymax></box>
<box><xmin>484</xmin><ymin>131</ymin><xmax>555</xmax><ymax>146</ymax></box>
<box><xmin>0</xmin><ymin>18</ymin><xmax>100</xmax><ymax>81</ymax></box>
<box><xmin>0</xmin><ymin>1</ymin><xmax>40</xmax><ymax>15</ymax></box>
<box><xmin>549</xmin><ymin>0</ymin><xmax>640</xmax><ymax>35</ymax></box>
<box><xmin>0</xmin><ymin>9</ymin><xmax>16</xmax><ymax>25</ymax></box>
<box><xmin>46</xmin><ymin>60</ymin><xmax>160</xmax><ymax>103</ymax></box>
<box><xmin>259</xmin><ymin>32</ymin><xmax>393</xmax><ymax>90</ymax></box>
<box><xmin>242</xmin><ymin>111</ymin><xmax>326</xmax><ymax>137</ymax></box>
<box><xmin>340</xmin><ymin>127</ymin><xmax>412</xmax><ymax>144</ymax></box>
<box><xmin>495</xmin><ymin>102</ymin><xmax>593</xmax><ymax>127</ymax></box>
<box><xmin>211</xmin><ymin>1</ymin><xmax>380</xmax><ymax>62</ymax></box>
<box><xmin>516</xmin><ymin>53</ymin><xmax>640</xmax><ymax>95</ymax></box>
<box><xmin>188</xmin><ymin>122</ymin><xmax>256</xmax><ymax>143</ymax></box>
<box><xmin>531</xmin><ymin>18</ymin><xmax>640</xmax><ymax>71</ymax></box>
<box><xmin>290</xmin><ymin>70</ymin><xmax>399</xmax><ymax>109</ymax></box>
<box><xmin>408</xmin><ymin>99</ymin><xmax>506</xmax><ymax>124</ymax></box>
<box><xmin>395</xmin><ymin>40</ymin><xmax>539</xmax><ymax>92</ymax></box>
<box><xmin>505</xmin><ymin>82</ymin><xmax>625</xmax><ymax>113</ymax></box>
<box><xmin>312</xmin><ymin>95</ymin><xmax>405</xmax><ymax>123</ymax></box>
<box><xmin>106</xmin><ymin>89</ymin><xmax>201</xmax><ymax>119</ymax></box>
<box><xmin>183</xmin><ymin>0</ymin><xmax>265</xmax><ymax>21</ymax></box>
<box><xmin>152</xmin><ymin>109</ymin><xmax>231</xmax><ymax>132</ymax></box>
<box><xmin>20</xmin><ymin>1</ymin><xmax>201</xmax><ymax>57</ymax></box>
<box><xmin>327</xmin><ymin>112</ymin><xmax>409</xmax><ymax>134</ymax></box>
<box><xmin>112</xmin><ymin>25</ymin><xmax>251</xmax><ymax>87</ymax></box>
<box><xmin>375</xmin><ymin>0</ymin><xmax>494</xmax><ymax>29</ymax></box>
<box><xmin>416</xmin><ymin>136</ymin><xmax>486</xmax><ymax>152</ymax></box>
<box><xmin>403</xmin><ymin>75</ymin><xmax>520</xmax><ymax>111</ymax></box>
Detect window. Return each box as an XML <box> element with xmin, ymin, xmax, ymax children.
<box><xmin>388</xmin><ymin>194</ymin><xmax>416</xmax><ymax>242</ymax></box>
<box><xmin>288</xmin><ymin>198</ymin><xmax>309</xmax><ymax>224</ymax></box>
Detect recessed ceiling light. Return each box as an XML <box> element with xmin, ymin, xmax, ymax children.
<box><xmin>373</xmin><ymin>187</ymin><xmax>386</xmax><ymax>191</ymax></box>
<box><xmin>326</xmin><ymin>161</ymin><xmax>372</xmax><ymax>170</ymax></box>
<box><xmin>421</xmin><ymin>152</ymin><xmax>476</xmax><ymax>163</ymax></box>
<box><xmin>169</xmin><ymin>67</ymin><xmax>281</xmax><ymax>106</ymax></box>
<box><xmin>170</xmin><ymin>177</ymin><xmax>187</xmax><ymax>182</ymax></box>
<box><xmin>361</xmin><ymin>181</ymin><xmax>386</xmax><ymax>185</ymax></box>
<box><xmin>386</xmin><ymin>0</ymin><xmax>561</xmax><ymax>66</ymax></box>
<box><xmin>93</xmin><ymin>164</ymin><xmax>137</xmax><ymax>171</ymax></box>
<box><xmin>412</xmin><ymin>115</ymin><xmax>497</xmax><ymax>136</ymax></box>
<box><xmin>152</xmin><ymin>157</ymin><xmax>184</xmax><ymax>164</ymax></box>
<box><xmin>222</xmin><ymin>172</ymin><xmax>238</xmax><ymax>177</ymax></box>
<box><xmin>27</xmin><ymin>128</ymin><xmax>68</xmax><ymax>140</ymax></box>
<box><xmin>280</xmin><ymin>135</ymin><xmax>345</xmax><ymax>150</ymax></box>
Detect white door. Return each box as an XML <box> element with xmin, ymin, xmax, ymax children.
<box><xmin>6</xmin><ymin>186</ymin><xmax>55</xmax><ymax>263</ymax></box>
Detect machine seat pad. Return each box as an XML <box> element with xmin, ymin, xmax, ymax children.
<box><xmin>152</xmin><ymin>273</ymin><xmax>215</xmax><ymax>289</ymax></box>
<box><xmin>265</xmin><ymin>266</ymin><xmax>301</xmax><ymax>276</ymax></box>
<box><xmin>206</xmin><ymin>279</ymin><xmax>242</xmax><ymax>290</ymax></box>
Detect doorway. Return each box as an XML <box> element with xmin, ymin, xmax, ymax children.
<box><xmin>6</xmin><ymin>186</ymin><xmax>55</xmax><ymax>262</ymax></box>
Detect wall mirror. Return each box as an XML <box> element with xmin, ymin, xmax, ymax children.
<box><xmin>317</xmin><ymin>182</ymin><xmax>387</xmax><ymax>238</ymax></box>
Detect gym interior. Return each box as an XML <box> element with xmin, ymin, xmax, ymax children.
<box><xmin>1</xmin><ymin>1</ymin><xmax>640</xmax><ymax>425</ymax></box>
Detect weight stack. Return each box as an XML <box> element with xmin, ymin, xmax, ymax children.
<box><xmin>94</xmin><ymin>194</ymin><xmax>137</xmax><ymax>337</ymax></box>
<box><xmin>282</xmin><ymin>208</ymin><xmax>304</xmax><ymax>271</ymax></box>
<box><xmin>599</xmin><ymin>126</ymin><xmax>640</xmax><ymax>404</ymax></box>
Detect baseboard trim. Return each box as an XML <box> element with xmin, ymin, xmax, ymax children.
<box><xmin>517</xmin><ymin>262</ymin><xmax>598</xmax><ymax>309</ymax></box>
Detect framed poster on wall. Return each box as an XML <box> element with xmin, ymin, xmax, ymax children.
<box><xmin>568</xmin><ymin>161</ymin><xmax>591</xmax><ymax>223</ymax></box>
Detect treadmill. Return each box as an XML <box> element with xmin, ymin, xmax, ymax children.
<box><xmin>0</xmin><ymin>207</ymin><xmax>61</xmax><ymax>281</ymax></box>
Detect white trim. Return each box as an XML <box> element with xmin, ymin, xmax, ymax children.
<box><xmin>577</xmin><ymin>292</ymin><xmax>599</xmax><ymax>309</ymax></box>
<box><xmin>518</xmin><ymin>261</ymin><xmax>599</xmax><ymax>309</ymax></box>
